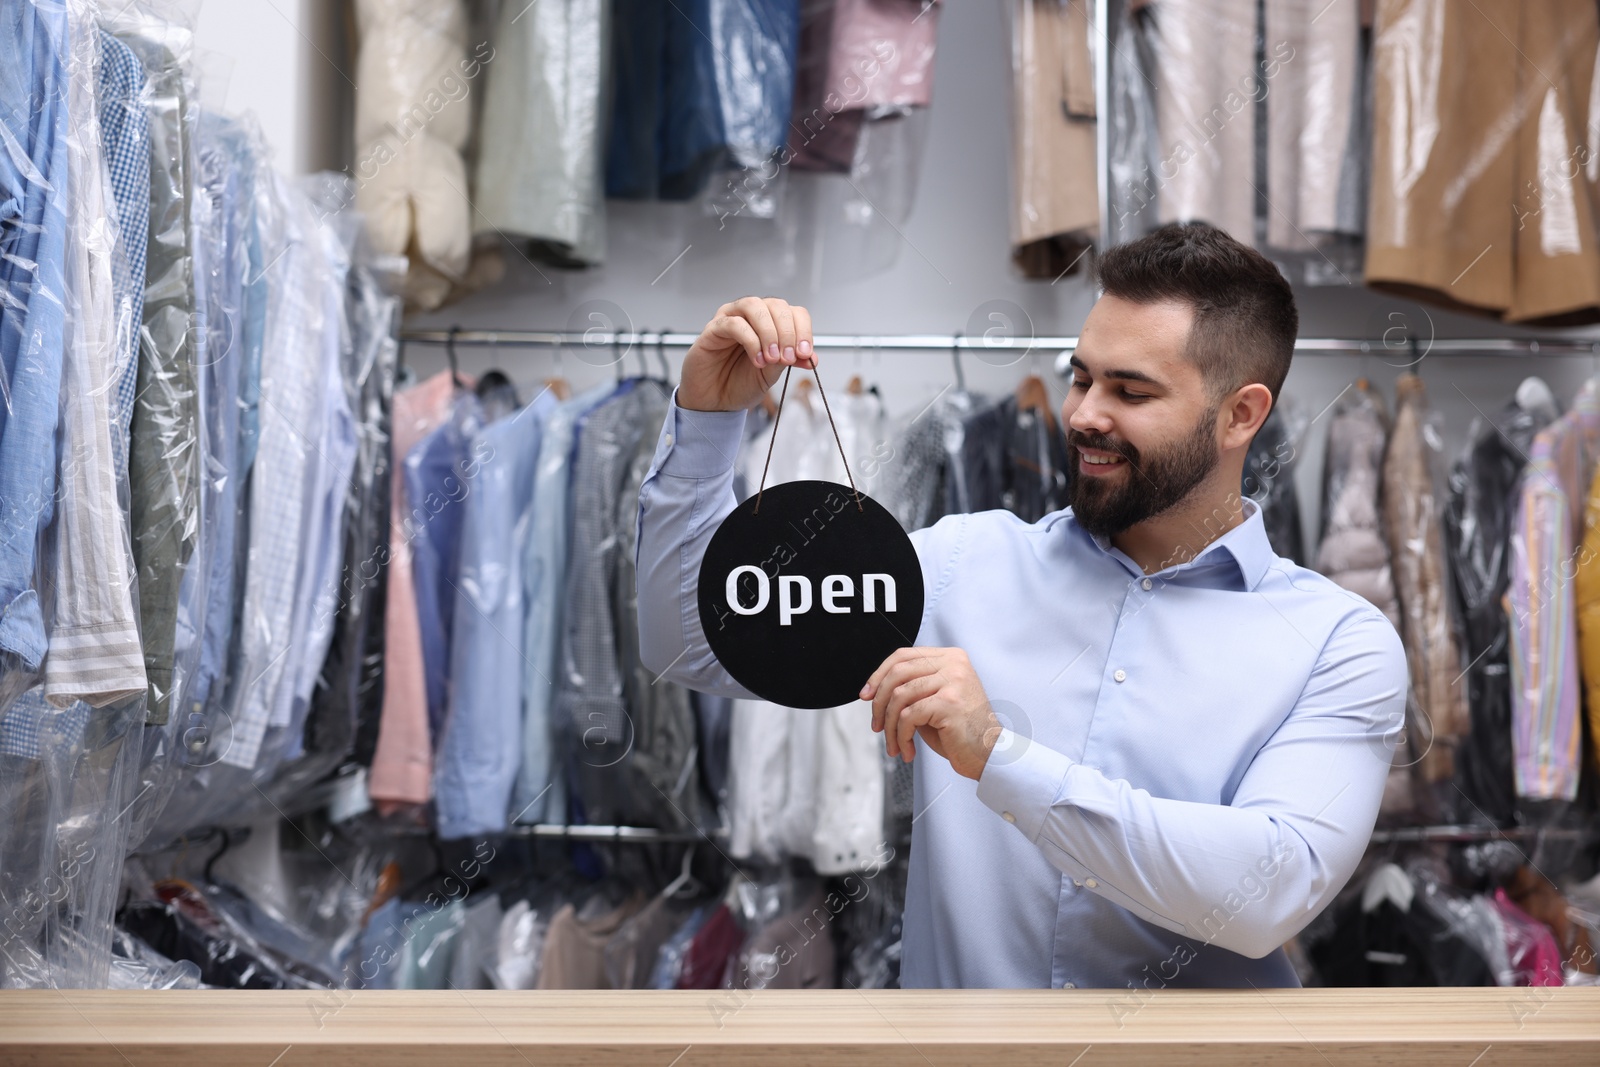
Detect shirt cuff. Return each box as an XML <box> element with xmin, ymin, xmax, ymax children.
<box><xmin>974</xmin><ymin>728</ymin><xmax>1075</xmax><ymax>843</ymax></box>
<box><xmin>653</xmin><ymin>388</ymin><xmax>748</xmax><ymax>479</ymax></box>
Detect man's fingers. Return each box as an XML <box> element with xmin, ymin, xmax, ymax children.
<box><xmin>885</xmin><ymin>676</ymin><xmax>942</xmax><ymax>760</ymax></box>
<box><xmin>894</xmin><ymin>696</ymin><xmax>939</xmax><ymax>763</ymax></box>
<box><xmin>709</xmin><ymin>314</ymin><xmax>763</xmax><ymax>368</ymax></box>
<box><xmin>872</xmin><ymin>652</ymin><xmax>943</xmax><ymax>738</ymax></box>
<box><xmin>791</xmin><ymin>305</ymin><xmax>815</xmax><ymax>369</ymax></box>
<box><xmin>864</xmin><ymin>645</ymin><xmax>933</xmax><ymax>703</ymax></box>
<box><xmin>732</xmin><ymin>296</ymin><xmax>780</xmax><ymax>365</ymax></box>
<box><xmin>765</xmin><ymin>298</ymin><xmax>798</xmax><ymax>365</ymax></box>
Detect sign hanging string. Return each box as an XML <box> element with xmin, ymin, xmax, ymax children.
<box><xmin>752</xmin><ymin>363</ymin><xmax>864</xmax><ymax>515</ymax></box>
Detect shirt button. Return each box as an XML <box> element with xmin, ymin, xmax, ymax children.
<box><xmin>1002</xmin><ymin>811</ymin><xmax>1016</xmax><ymax>824</ymax></box>
<box><xmin>1073</xmin><ymin>879</ymin><xmax>1083</xmax><ymax>887</ymax></box>
<box><xmin>1113</xmin><ymin>669</ymin><xmax>1126</xmax><ymax>683</ymax></box>
<box><xmin>1063</xmin><ymin>982</ymin><xmax>1076</xmax><ymax>989</ymax></box>
<box><xmin>664</xmin><ymin>433</ymin><xmax>674</xmax><ymax>446</ymax></box>
<box><xmin>1141</xmin><ymin>578</ymin><xmax>1152</xmax><ymax>590</ymax></box>
<box><xmin>1085</xmin><ymin>878</ymin><xmax>1099</xmax><ymax>889</ymax></box>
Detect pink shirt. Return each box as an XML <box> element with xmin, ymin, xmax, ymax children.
<box><xmin>368</xmin><ymin>371</ymin><xmax>470</xmax><ymax>806</ymax></box>
<box><xmin>825</xmin><ymin>0</ymin><xmax>941</xmax><ymax>110</ymax></box>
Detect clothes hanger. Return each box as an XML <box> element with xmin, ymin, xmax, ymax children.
<box><xmin>655</xmin><ymin>331</ymin><xmax>674</xmax><ymax>383</ymax></box>
<box><xmin>474</xmin><ymin>334</ymin><xmax>519</xmax><ymax>414</ymax></box>
<box><xmin>446</xmin><ymin>325</ymin><xmax>467</xmax><ymax>391</ymax></box>
<box><xmin>362</xmin><ymin>861</ymin><xmax>403</xmax><ymax>924</ymax></box>
<box><xmin>950</xmin><ymin>333</ymin><xmax>967</xmax><ymax>392</ymax></box>
<box><xmin>1361</xmin><ymin>861</ymin><xmax>1415</xmax><ymax>914</ymax></box>
<box><xmin>661</xmin><ymin>846</ymin><xmax>703</xmax><ymax>901</ymax></box>
<box><xmin>1015</xmin><ymin>355</ymin><xmax>1055</xmax><ymax>433</ymax></box>
<box><xmin>545</xmin><ymin>339</ymin><xmax>571</xmax><ymax>401</ymax></box>
<box><xmin>846</xmin><ymin>338</ymin><xmax>864</xmax><ymax>395</ymax></box>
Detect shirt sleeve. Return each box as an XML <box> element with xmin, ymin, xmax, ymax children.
<box><xmin>974</xmin><ymin>608</ymin><xmax>1408</xmax><ymax>959</ymax></box>
<box><xmin>635</xmin><ymin>392</ymin><xmax>763</xmax><ymax>699</ymax></box>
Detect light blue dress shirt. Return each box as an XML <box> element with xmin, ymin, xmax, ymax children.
<box><xmin>435</xmin><ymin>388</ymin><xmax>558</xmax><ymax>839</ymax></box>
<box><xmin>512</xmin><ymin>382</ymin><xmax>618</xmax><ymax>826</ymax></box>
<box><xmin>635</xmin><ymin>394</ymin><xmax>1408</xmax><ymax>990</ymax></box>
<box><xmin>0</xmin><ymin>0</ymin><xmax>70</xmax><ymax>671</ymax></box>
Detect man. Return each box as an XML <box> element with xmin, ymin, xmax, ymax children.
<box><xmin>635</xmin><ymin>222</ymin><xmax>1407</xmax><ymax>990</ymax></box>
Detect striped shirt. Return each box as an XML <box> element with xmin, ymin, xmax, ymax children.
<box><xmin>1508</xmin><ymin>380</ymin><xmax>1600</xmax><ymax>801</ymax></box>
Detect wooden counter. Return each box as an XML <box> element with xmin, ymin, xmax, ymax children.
<box><xmin>3</xmin><ymin>987</ymin><xmax>1598</xmax><ymax>1065</ymax></box>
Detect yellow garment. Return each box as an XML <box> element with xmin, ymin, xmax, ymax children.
<box><xmin>1574</xmin><ymin>460</ymin><xmax>1600</xmax><ymax>774</ymax></box>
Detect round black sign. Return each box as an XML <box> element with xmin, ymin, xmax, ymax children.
<box><xmin>697</xmin><ymin>480</ymin><xmax>925</xmax><ymax>709</ymax></box>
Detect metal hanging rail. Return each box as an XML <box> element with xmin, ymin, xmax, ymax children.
<box><xmin>1367</xmin><ymin>824</ymin><xmax>1589</xmax><ymax>845</ymax></box>
<box><xmin>398</xmin><ymin>328</ymin><xmax>1600</xmax><ymax>357</ymax></box>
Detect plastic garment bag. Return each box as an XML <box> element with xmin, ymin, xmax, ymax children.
<box><xmin>1311</xmin><ymin>381</ymin><xmax>1414</xmax><ymax>817</ymax></box>
<box><xmin>473</xmin><ymin>0</ymin><xmax>609</xmax><ymax>265</ymax></box>
<box><xmin>0</xmin><ymin>0</ymin><xmax>70</xmax><ymax>689</ymax></box>
<box><xmin>1261</xmin><ymin>0</ymin><xmax>1365</xmax><ymax>253</ymax></box>
<box><xmin>1315</xmin><ymin>382</ymin><xmax>1399</xmax><ymax>628</ymax></box>
<box><xmin>1381</xmin><ymin>374</ymin><xmax>1469</xmax><ymax>793</ymax></box>
<box><xmin>304</xmin><ymin>178</ymin><xmax>403</xmax><ymax>779</ymax></box>
<box><xmin>1366</xmin><ymin>0</ymin><xmax>1600</xmax><ymax>324</ymax></box>
<box><xmin>108</xmin><ymin>929</ymin><xmax>204</xmax><ymax>989</ymax></box>
<box><xmin>1010</xmin><ymin>0</ymin><xmax>1098</xmax><ymax>279</ymax></box>
<box><xmin>607</xmin><ymin>0</ymin><xmax>725</xmax><ymax>199</ymax></box>
<box><xmin>352</xmin><ymin>0</ymin><xmax>475</xmax><ymax>310</ymax></box>
<box><xmin>1242</xmin><ymin>400</ymin><xmax>1307</xmax><ymax>565</ymax></box>
<box><xmin>131</xmin><ymin>167</ymin><xmax>364</xmax><ymax>851</ymax></box>
<box><xmin>1144</xmin><ymin>0</ymin><xmax>1258</xmax><ymax>242</ymax></box>
<box><xmin>712</xmin><ymin>0</ymin><xmax>800</xmax><ymax>170</ymax></box>
<box><xmin>115</xmin><ymin>9</ymin><xmax>205</xmax><ymax>730</ymax></box>
<box><xmin>1444</xmin><ymin>379</ymin><xmax>1557</xmax><ymax>826</ymax></box>
<box><xmin>0</xmin><ymin>0</ymin><xmax>154</xmax><ymax>990</ymax></box>
<box><xmin>1105</xmin><ymin>0</ymin><xmax>1161</xmax><ymax>246</ymax></box>
<box><xmin>1507</xmin><ymin>380</ymin><xmax>1600</xmax><ymax>806</ymax></box>
<box><xmin>786</xmin><ymin>0</ymin><xmax>863</xmax><ymax>173</ymax></box>
<box><xmin>958</xmin><ymin>394</ymin><xmax>1072</xmax><ymax>524</ymax></box>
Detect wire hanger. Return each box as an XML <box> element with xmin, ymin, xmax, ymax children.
<box><xmin>661</xmin><ymin>845</ymin><xmax>702</xmax><ymax>900</ymax></box>
<box><xmin>546</xmin><ymin>337</ymin><xmax>571</xmax><ymax>401</ymax></box>
<box><xmin>446</xmin><ymin>325</ymin><xmax>467</xmax><ymax>390</ymax></box>
<box><xmin>655</xmin><ymin>331</ymin><xmax>673</xmax><ymax>383</ymax></box>
<box><xmin>950</xmin><ymin>333</ymin><xmax>967</xmax><ymax>391</ymax></box>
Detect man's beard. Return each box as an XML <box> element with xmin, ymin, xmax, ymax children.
<box><xmin>1068</xmin><ymin>407</ymin><xmax>1221</xmax><ymax>538</ymax></box>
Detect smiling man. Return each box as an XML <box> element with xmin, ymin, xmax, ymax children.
<box><xmin>635</xmin><ymin>222</ymin><xmax>1407</xmax><ymax>989</ymax></box>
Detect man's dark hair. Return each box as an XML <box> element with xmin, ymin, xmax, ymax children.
<box><xmin>1095</xmin><ymin>222</ymin><xmax>1298</xmax><ymax>402</ymax></box>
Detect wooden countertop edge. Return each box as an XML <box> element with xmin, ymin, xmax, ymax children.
<box><xmin>2</xmin><ymin>987</ymin><xmax>1598</xmax><ymax>1047</ymax></box>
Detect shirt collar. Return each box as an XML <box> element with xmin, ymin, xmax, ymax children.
<box><xmin>1050</xmin><ymin>498</ymin><xmax>1277</xmax><ymax>590</ymax></box>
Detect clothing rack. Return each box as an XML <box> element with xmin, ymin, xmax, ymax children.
<box><xmin>514</xmin><ymin>823</ymin><xmax>727</xmax><ymax>844</ymax></box>
<box><xmin>385</xmin><ymin>822</ymin><xmax>728</xmax><ymax>844</ymax></box>
<box><xmin>399</xmin><ymin>328</ymin><xmax>1600</xmax><ymax>359</ymax></box>
<box><xmin>1367</xmin><ymin>825</ymin><xmax>1589</xmax><ymax>845</ymax></box>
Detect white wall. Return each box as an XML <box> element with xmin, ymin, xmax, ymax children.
<box><xmin>393</xmin><ymin>0</ymin><xmax>1600</xmax><ymax>552</ymax></box>
<box><xmin>194</xmin><ymin>0</ymin><xmax>348</xmax><ymax>175</ymax></box>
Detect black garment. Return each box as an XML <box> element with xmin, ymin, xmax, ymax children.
<box><xmin>1243</xmin><ymin>407</ymin><xmax>1307</xmax><ymax>564</ymax></box>
<box><xmin>606</xmin><ymin>0</ymin><xmax>725</xmax><ymax>200</ymax></box>
<box><xmin>315</xmin><ymin>209</ymin><xmax>399</xmax><ymax>773</ymax></box>
<box><xmin>119</xmin><ymin>899</ymin><xmax>290</xmax><ymax>990</ymax></box>
<box><xmin>1444</xmin><ymin>395</ymin><xmax>1555</xmax><ymax>825</ymax></box>
<box><xmin>957</xmin><ymin>395</ymin><xmax>1072</xmax><ymax>523</ymax></box>
<box><xmin>692</xmin><ymin>689</ymin><xmax>732</xmax><ymax>807</ymax></box>
<box><xmin>1309</xmin><ymin>895</ymin><xmax>1495</xmax><ymax>987</ymax></box>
